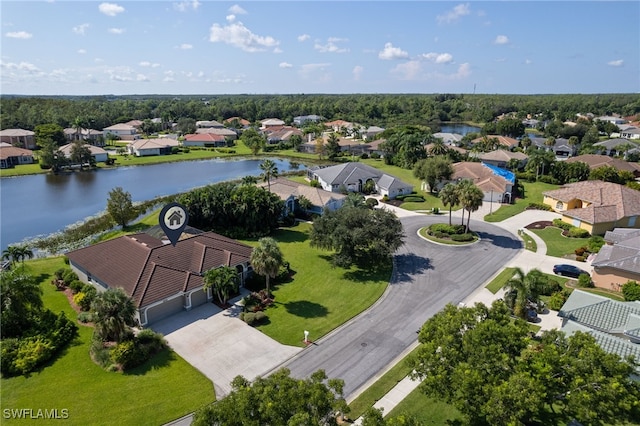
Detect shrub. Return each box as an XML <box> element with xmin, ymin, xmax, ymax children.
<box><xmin>540</xmin><ymin>279</ymin><xmax>562</xmax><ymax>296</ymax></box>
<box><xmin>171</xmin><ymin>146</ymin><xmax>180</xmax><ymax>154</ymax></box>
<box><xmin>574</xmin><ymin>247</ymin><xmax>586</xmax><ymax>256</ymax></box>
<box><xmin>575</xmin><ymin>256</ymin><xmax>585</xmax><ymax>262</ymax></box>
<box><xmin>382</xmin><ymin>195</ymin><xmax>389</xmax><ymax>202</ymax></box>
<box><xmin>567</xmin><ymin>227</ymin><xmax>590</xmax><ymax>238</ymax></box>
<box><xmin>243</xmin><ymin>312</ymin><xmax>256</xmax><ymax>325</ymax></box>
<box><xmin>78</xmin><ymin>311</ymin><xmax>93</xmax><ymax>323</ymax></box>
<box><xmin>588</xmin><ymin>236</ymin><xmax>605</xmax><ymax>253</ymax></box>
<box><xmin>577</xmin><ymin>274</ymin><xmax>593</xmax><ymax>288</ymax></box>
<box><xmin>527</xmin><ymin>202</ymin><xmax>552</xmax><ymax>211</ymax></box>
<box><xmin>62</xmin><ymin>269</ymin><xmax>78</xmax><ymax>285</ymax></box>
<box><xmin>69</xmin><ymin>280</ymin><xmax>85</xmax><ymax>294</ymax></box>
<box><xmin>360</xmin><ymin>153</ymin><xmax>369</xmax><ymax>159</ymax></box>
<box><xmin>136</xmin><ymin>329</ymin><xmax>167</xmax><ymax>355</ymax></box>
<box><xmin>111</xmin><ymin>340</ymin><xmax>146</xmax><ymax>370</ymax></box>
<box><xmin>538</xmin><ymin>175</ymin><xmax>559</xmax><ymax>184</ymax></box>
<box><xmin>451</xmin><ymin>233</ymin><xmax>475</xmax><ymax>242</ymax></box>
<box><xmin>552</xmin><ymin>219</ymin><xmax>572</xmax><ymax>231</ymax></box>
<box><xmin>403</xmin><ymin>196</ymin><xmax>425</xmax><ymax>203</ymax></box>
<box><xmin>310</xmin><ymin>179</ymin><xmax>320</xmax><ymax>188</ymax></box>
<box><xmin>254</xmin><ymin>311</ymin><xmax>266</xmax><ymax>323</ymax></box>
<box><xmin>431</xmin><ymin>207</ymin><xmax>439</xmax><ymax>214</ymax></box>
<box><xmin>370</xmin><ymin>152</ymin><xmax>380</xmax><ymax>159</ymax></box>
<box><xmin>429</xmin><ymin>223</ymin><xmax>465</xmax><ymax>235</ymax></box>
<box><xmin>547</xmin><ymin>290</ymin><xmax>570</xmax><ymax>311</ymax></box>
<box><xmin>73</xmin><ymin>292</ymin><xmax>86</xmax><ymax>308</ymax></box>
<box><xmin>13</xmin><ymin>337</ymin><xmax>54</xmax><ymax>375</ymax></box>
<box><xmin>622</xmin><ymin>280</ymin><xmax>640</xmax><ymax>301</ymax></box>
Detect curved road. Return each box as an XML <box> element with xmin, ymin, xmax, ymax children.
<box><xmin>279</xmin><ymin>215</ymin><xmax>522</xmax><ymax>399</ymax></box>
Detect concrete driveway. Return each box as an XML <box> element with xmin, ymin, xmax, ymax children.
<box><xmin>151</xmin><ymin>293</ymin><xmax>301</xmax><ymax>398</ymax></box>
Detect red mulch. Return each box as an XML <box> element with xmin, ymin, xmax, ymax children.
<box><xmin>525</xmin><ymin>221</ymin><xmax>553</xmax><ymax>230</ymax></box>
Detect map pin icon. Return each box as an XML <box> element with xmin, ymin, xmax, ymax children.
<box><xmin>159</xmin><ymin>202</ymin><xmax>189</xmax><ymax>246</ymax></box>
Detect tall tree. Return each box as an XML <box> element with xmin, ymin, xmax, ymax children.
<box><xmin>326</xmin><ymin>132</ymin><xmax>341</xmax><ymax>160</ymax></box>
<box><xmin>456</xmin><ymin>179</ymin><xmax>484</xmax><ymax>233</ymax></box>
<box><xmin>203</xmin><ymin>266</ymin><xmax>239</xmax><ymax>307</ymax></box>
<box><xmin>250</xmin><ymin>237</ymin><xmax>284</xmax><ymax>296</ymax></box>
<box><xmin>0</xmin><ymin>269</ymin><xmax>43</xmax><ymax>338</ymax></box>
<box><xmin>241</xmin><ymin>175</ymin><xmax>258</xmax><ymax>186</ymax></box>
<box><xmin>240</xmin><ymin>128</ymin><xmax>266</xmax><ymax>155</ymax></box>
<box><xmin>106</xmin><ymin>186</ymin><xmax>137</xmax><ymax>228</ymax></box>
<box><xmin>91</xmin><ymin>288</ymin><xmax>136</xmax><ymax>343</ymax></box>
<box><xmin>504</xmin><ymin>267</ymin><xmax>548</xmax><ymax>319</ymax></box>
<box><xmin>439</xmin><ymin>183</ymin><xmax>459</xmax><ymax>226</ymax></box>
<box><xmin>428</xmin><ymin>139</ymin><xmax>449</xmax><ymax>156</ymax></box>
<box><xmin>70</xmin><ymin>140</ymin><xmax>93</xmax><ymax>166</ymax></box>
<box><xmin>413</xmin><ymin>156</ymin><xmax>454</xmax><ymax>193</ymax></box>
<box><xmin>259</xmin><ymin>159</ymin><xmax>279</xmax><ymax>192</ymax></box>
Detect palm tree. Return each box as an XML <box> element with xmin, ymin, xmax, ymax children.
<box><xmin>297</xmin><ymin>195</ymin><xmax>313</xmax><ymax>213</ymax></box>
<box><xmin>204</xmin><ymin>266</ymin><xmax>239</xmax><ymax>307</ymax></box>
<box><xmin>457</xmin><ymin>180</ymin><xmax>484</xmax><ymax>233</ymax></box>
<box><xmin>2</xmin><ymin>246</ymin><xmax>21</xmax><ymax>268</ymax></box>
<box><xmin>1</xmin><ymin>269</ymin><xmax>43</xmax><ymax>338</ymax></box>
<box><xmin>439</xmin><ymin>183</ymin><xmax>459</xmax><ymax>226</ymax></box>
<box><xmin>428</xmin><ymin>139</ymin><xmax>449</xmax><ymax>156</ymax></box>
<box><xmin>504</xmin><ymin>268</ymin><xmax>548</xmax><ymax>319</ymax></box>
<box><xmin>241</xmin><ymin>175</ymin><xmax>258</xmax><ymax>186</ymax></box>
<box><xmin>91</xmin><ymin>288</ymin><xmax>136</xmax><ymax>343</ymax></box>
<box><xmin>250</xmin><ymin>237</ymin><xmax>284</xmax><ymax>297</ymax></box>
<box><xmin>259</xmin><ymin>159</ymin><xmax>279</xmax><ymax>192</ymax></box>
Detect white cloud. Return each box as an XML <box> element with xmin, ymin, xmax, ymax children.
<box><xmin>298</xmin><ymin>34</ymin><xmax>310</xmax><ymax>42</ymax></box>
<box><xmin>209</xmin><ymin>21</ymin><xmax>279</xmax><ymax>52</ymax></box>
<box><xmin>229</xmin><ymin>5</ymin><xmax>247</xmax><ymax>15</ymax></box>
<box><xmin>226</xmin><ymin>14</ymin><xmax>236</xmax><ymax>23</ymax></box>
<box><xmin>494</xmin><ymin>35</ymin><xmax>509</xmax><ymax>45</ymax></box>
<box><xmin>390</xmin><ymin>61</ymin><xmax>471</xmax><ymax>81</ymax></box>
<box><xmin>279</xmin><ymin>62</ymin><xmax>293</xmax><ymax>68</ymax></box>
<box><xmin>99</xmin><ymin>2</ymin><xmax>125</xmax><ymax>17</ymax></box>
<box><xmin>525</xmin><ymin>59</ymin><xmax>532</xmax><ymax>65</ymax></box>
<box><xmin>110</xmin><ymin>74</ymin><xmax>132</xmax><ymax>82</ymax></box>
<box><xmin>73</xmin><ymin>23</ymin><xmax>90</xmax><ymax>35</ymax></box>
<box><xmin>6</xmin><ymin>31</ymin><xmax>32</xmax><ymax>39</ymax></box>
<box><xmin>422</xmin><ymin>52</ymin><xmax>454</xmax><ymax>64</ymax></box>
<box><xmin>1</xmin><ymin>60</ymin><xmax>41</xmax><ymax>73</ymax></box>
<box><xmin>273</xmin><ymin>47</ymin><xmax>283</xmax><ymax>54</ymax></box>
<box><xmin>173</xmin><ymin>0</ymin><xmax>200</xmax><ymax>12</ymax></box>
<box><xmin>136</xmin><ymin>74</ymin><xmax>150</xmax><ymax>82</ymax></box>
<box><xmin>314</xmin><ymin>37</ymin><xmax>349</xmax><ymax>53</ymax></box>
<box><xmin>452</xmin><ymin>63</ymin><xmax>471</xmax><ymax>79</ymax></box>
<box><xmin>163</xmin><ymin>70</ymin><xmax>176</xmax><ymax>82</ymax></box>
<box><xmin>378</xmin><ymin>42</ymin><xmax>409</xmax><ymax>60</ymax></box>
<box><xmin>108</xmin><ymin>28</ymin><xmax>125</xmax><ymax>35</ymax></box>
<box><xmin>391</xmin><ymin>60</ymin><xmax>422</xmax><ymax>80</ymax></box>
<box><xmin>607</xmin><ymin>59</ymin><xmax>624</xmax><ymax>67</ymax></box>
<box><xmin>178</xmin><ymin>43</ymin><xmax>193</xmax><ymax>50</ymax></box>
<box><xmin>78</xmin><ymin>49</ymin><xmax>87</xmax><ymax>54</ymax></box>
<box><xmin>353</xmin><ymin>65</ymin><xmax>363</xmax><ymax>81</ymax></box>
<box><xmin>437</xmin><ymin>3</ymin><xmax>470</xmax><ymax>24</ymax></box>
<box><xmin>139</xmin><ymin>61</ymin><xmax>160</xmax><ymax>68</ymax></box>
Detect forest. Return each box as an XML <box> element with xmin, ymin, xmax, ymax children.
<box><xmin>1</xmin><ymin>93</ymin><xmax>639</xmax><ymax>132</ymax></box>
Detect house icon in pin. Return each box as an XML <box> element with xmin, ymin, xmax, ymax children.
<box><xmin>168</xmin><ymin>210</ymin><xmax>183</xmax><ymax>226</ymax></box>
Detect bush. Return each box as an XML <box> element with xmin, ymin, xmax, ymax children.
<box><xmin>547</xmin><ymin>290</ymin><xmax>570</xmax><ymax>311</ymax></box>
<box><xmin>62</xmin><ymin>269</ymin><xmax>78</xmax><ymax>286</ymax></box>
<box><xmin>370</xmin><ymin>152</ymin><xmax>381</xmax><ymax>159</ymax></box>
<box><xmin>254</xmin><ymin>311</ymin><xmax>266</xmax><ymax>323</ymax></box>
<box><xmin>111</xmin><ymin>340</ymin><xmax>147</xmax><ymax>370</ymax></box>
<box><xmin>310</xmin><ymin>179</ymin><xmax>320</xmax><ymax>188</ymax></box>
<box><xmin>515</xmin><ymin>171</ymin><xmax>535</xmax><ymax>182</ymax></box>
<box><xmin>69</xmin><ymin>279</ymin><xmax>85</xmax><ymax>294</ymax></box>
<box><xmin>588</xmin><ymin>236</ymin><xmax>605</xmax><ymax>253</ymax></box>
<box><xmin>451</xmin><ymin>233</ymin><xmax>475</xmax><ymax>242</ymax></box>
<box><xmin>78</xmin><ymin>311</ymin><xmax>93</xmax><ymax>323</ymax></box>
<box><xmin>381</xmin><ymin>195</ymin><xmax>389</xmax><ymax>202</ymax></box>
<box><xmin>552</xmin><ymin>219</ymin><xmax>573</xmax><ymax>231</ymax></box>
<box><xmin>171</xmin><ymin>146</ymin><xmax>180</xmax><ymax>154</ymax></box>
<box><xmin>577</xmin><ymin>274</ymin><xmax>593</xmax><ymax>288</ymax></box>
<box><xmin>622</xmin><ymin>280</ymin><xmax>640</xmax><ymax>301</ymax></box>
<box><xmin>360</xmin><ymin>153</ymin><xmax>369</xmax><ymax>159</ymax></box>
<box><xmin>538</xmin><ymin>175</ymin><xmax>559</xmax><ymax>184</ymax></box>
<box><xmin>567</xmin><ymin>227</ymin><xmax>590</xmax><ymax>238</ymax></box>
<box><xmin>73</xmin><ymin>292</ymin><xmax>86</xmax><ymax>308</ymax></box>
<box><xmin>432</xmin><ymin>207</ymin><xmax>439</xmax><ymax>214</ymax></box>
<box><xmin>429</xmin><ymin>223</ymin><xmax>465</xmax><ymax>235</ymax></box>
<box><xmin>402</xmin><ymin>196</ymin><xmax>425</xmax><ymax>203</ymax></box>
<box><xmin>527</xmin><ymin>202</ymin><xmax>552</xmax><ymax>211</ymax></box>
<box><xmin>574</xmin><ymin>247</ymin><xmax>586</xmax><ymax>256</ymax></box>
<box><xmin>243</xmin><ymin>312</ymin><xmax>257</xmax><ymax>325</ymax></box>
<box><xmin>136</xmin><ymin>329</ymin><xmax>167</xmax><ymax>354</ymax></box>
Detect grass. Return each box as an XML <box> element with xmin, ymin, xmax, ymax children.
<box><xmin>240</xmin><ymin>222</ymin><xmax>390</xmax><ymax>346</ymax></box>
<box><xmin>484</xmin><ymin>181</ymin><xmax>558</xmax><ymax>222</ymax></box>
<box><xmin>94</xmin><ymin>210</ymin><xmax>161</xmax><ymax>242</ymax></box>
<box><xmin>418</xmin><ymin>227</ymin><xmax>478</xmax><ymax>245</ymax></box>
<box><xmin>347</xmin><ymin>346</ymin><xmax>421</xmax><ymax>419</ymax></box>
<box><xmin>485</xmin><ymin>267</ymin><xmax>517</xmax><ymax>294</ymax></box>
<box><xmin>0</xmin><ymin>163</ymin><xmax>46</xmax><ymax>177</ymax></box>
<box><xmin>530</xmin><ymin>227</ymin><xmax>590</xmax><ymax>258</ymax></box>
<box><xmin>519</xmin><ymin>229</ymin><xmax>538</xmax><ymax>252</ymax></box>
<box><xmin>1</xmin><ymin>257</ymin><xmax>215</xmax><ymax>425</ymax></box>
<box><xmin>386</xmin><ymin>388</ymin><xmax>462</xmax><ymax>425</ymax></box>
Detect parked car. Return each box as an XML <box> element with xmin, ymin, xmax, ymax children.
<box><xmin>553</xmin><ymin>264</ymin><xmax>588</xmax><ymax>278</ymax></box>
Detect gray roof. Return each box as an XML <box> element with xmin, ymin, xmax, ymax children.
<box><xmin>559</xmin><ymin>290</ymin><xmax>640</xmax><ymax>335</ymax></box>
<box><xmin>377</xmin><ymin>174</ymin><xmax>413</xmax><ymax>192</ymax></box>
<box><xmin>561</xmin><ymin>320</ymin><xmax>640</xmax><ymax>367</ymax></box>
<box><xmin>593</xmin><ymin>138</ymin><xmax>640</xmax><ymax>150</ymax></box>
<box><xmin>593</xmin><ymin>229</ymin><xmax>640</xmax><ymax>275</ymax></box>
<box><xmin>310</xmin><ymin>162</ymin><xmax>382</xmax><ymax>186</ymax></box>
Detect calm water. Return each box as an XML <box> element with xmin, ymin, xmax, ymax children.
<box><xmin>0</xmin><ymin>158</ymin><xmax>295</xmax><ymax>250</ymax></box>
<box><xmin>439</xmin><ymin>123</ymin><xmax>481</xmax><ymax>135</ymax></box>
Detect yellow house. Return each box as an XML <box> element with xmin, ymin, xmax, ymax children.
<box><xmin>542</xmin><ymin>180</ymin><xmax>640</xmax><ymax>235</ymax></box>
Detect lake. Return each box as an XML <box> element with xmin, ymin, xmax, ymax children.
<box><xmin>0</xmin><ymin>157</ymin><xmax>296</xmax><ymax>251</ymax></box>
<box><xmin>438</xmin><ymin>123</ymin><xmax>481</xmax><ymax>135</ymax></box>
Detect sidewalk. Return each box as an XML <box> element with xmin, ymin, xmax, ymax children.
<box><xmin>352</xmin><ymin>206</ymin><xmax>568</xmax><ymax>424</ymax></box>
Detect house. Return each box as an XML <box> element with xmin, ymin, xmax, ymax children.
<box><xmin>293</xmin><ymin>115</ymin><xmax>324</xmax><ymax>126</ymax></box>
<box><xmin>433</xmin><ymin>132</ymin><xmax>463</xmax><ymax>145</ymax></box>
<box><xmin>619</xmin><ymin>127</ymin><xmax>640</xmax><ymax>140</ymax></box>
<box><xmin>223</xmin><ymin>117</ymin><xmax>251</xmax><ymax>130</ymax></box>
<box><xmin>472</xmin><ymin>150</ymin><xmax>528</xmax><ymax>169</ymax></box>
<box><xmin>0</xmin><ymin>128</ymin><xmax>36</xmax><ymax>149</ymax></box>
<box><xmin>64</xmin><ymin>128</ymin><xmax>105</xmax><ymax>146</ymax></box>
<box><xmin>260</xmin><ymin>118</ymin><xmax>285</xmax><ymax>129</ymax></box>
<box><xmin>324</xmin><ymin>119</ymin><xmax>359</xmax><ymax>133</ymax></box>
<box><xmin>125</xmin><ymin>120</ymin><xmax>144</xmax><ymax>129</ymax></box>
<box><xmin>447</xmin><ymin>162</ymin><xmax>515</xmax><ymax>203</ymax></box>
<box><xmin>471</xmin><ymin>135</ymin><xmax>519</xmax><ymax>150</ymax></box>
<box><xmin>196</xmin><ymin>120</ymin><xmax>224</xmax><ymax>128</ymax></box>
<box><xmin>566</xmin><ymin>154</ymin><xmax>640</xmax><ymax>177</ymax></box>
<box><xmin>103</xmin><ymin>123</ymin><xmax>139</xmax><ymax>141</ymax></box>
<box><xmin>558</xmin><ymin>290</ymin><xmax>640</xmax><ymax>373</ymax></box>
<box><xmin>258</xmin><ymin>177</ymin><xmax>346</xmax><ymax>215</ymax></box>
<box><xmin>529</xmin><ymin>137</ymin><xmax>575</xmax><ymax>158</ymax></box>
<box><xmin>542</xmin><ymin>181</ymin><xmax>640</xmax><ymax>235</ymax></box>
<box><xmin>0</xmin><ymin>144</ymin><xmax>34</xmax><ymax>168</ymax></box>
<box><xmin>263</xmin><ymin>126</ymin><xmax>303</xmax><ymax>144</ymax></box>
<box><xmin>307</xmin><ymin>162</ymin><xmax>413</xmax><ymax>200</ymax></box>
<box><xmin>593</xmin><ymin>138</ymin><xmax>640</xmax><ymax>156</ymax></box>
<box><xmin>596</xmin><ymin>116</ymin><xmax>627</xmax><ymax>126</ymax></box>
<box><xmin>59</xmin><ymin>143</ymin><xmax>109</xmax><ymax>163</ymax></box>
<box><xmin>363</xmin><ymin>126</ymin><xmax>385</xmax><ymax>140</ymax></box>
<box><xmin>194</xmin><ymin>127</ymin><xmax>238</xmax><ymax>140</ymax></box>
<box><xmin>128</xmin><ymin>138</ymin><xmax>180</xmax><ymax>156</ymax></box>
<box><xmin>183</xmin><ymin>133</ymin><xmax>228</xmax><ymax>148</ymax></box>
<box><xmin>591</xmin><ymin>228</ymin><xmax>640</xmax><ymax>291</ymax></box>
<box><xmin>66</xmin><ymin>230</ymin><xmax>253</xmax><ymax>326</ymax></box>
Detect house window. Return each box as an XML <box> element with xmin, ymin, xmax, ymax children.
<box><xmin>555</xmin><ymin>201</ymin><xmax>563</xmax><ymax>210</ymax></box>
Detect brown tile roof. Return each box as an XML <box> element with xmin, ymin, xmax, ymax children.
<box><xmin>66</xmin><ymin>232</ymin><xmax>252</xmax><ymax>308</ymax></box>
<box><xmin>543</xmin><ymin>181</ymin><xmax>640</xmax><ymax>224</ymax></box>
<box><xmin>471</xmin><ymin>135</ymin><xmax>519</xmax><ymax>148</ymax></box>
<box><xmin>224</xmin><ymin>117</ymin><xmax>251</xmax><ymax>126</ymax></box>
<box><xmin>566</xmin><ymin>154</ymin><xmax>640</xmax><ymax>174</ymax></box>
<box><xmin>452</xmin><ymin>162</ymin><xmax>511</xmax><ymax>193</ymax></box>
<box><xmin>476</xmin><ymin>150</ymin><xmax>527</xmax><ymax>162</ymax></box>
<box><xmin>0</xmin><ymin>146</ymin><xmax>34</xmax><ymax>160</ymax></box>
<box><xmin>259</xmin><ymin>177</ymin><xmax>346</xmax><ymax>207</ymax></box>
<box><xmin>184</xmin><ymin>133</ymin><xmax>225</xmax><ymax>142</ymax></box>
<box><xmin>0</xmin><ymin>129</ymin><xmax>35</xmax><ymax>136</ymax></box>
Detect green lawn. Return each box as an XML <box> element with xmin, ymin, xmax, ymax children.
<box><xmin>1</xmin><ymin>257</ymin><xmax>215</xmax><ymax>425</ymax></box>
<box><xmin>530</xmin><ymin>227</ymin><xmax>590</xmax><ymax>258</ymax></box>
<box><xmin>240</xmin><ymin>222</ymin><xmax>390</xmax><ymax>347</ymax></box>
<box><xmin>485</xmin><ymin>267</ymin><xmax>518</xmax><ymax>294</ymax></box>
<box><xmin>484</xmin><ymin>181</ymin><xmax>558</xmax><ymax>222</ymax></box>
<box><xmin>519</xmin><ymin>229</ymin><xmax>538</xmax><ymax>252</ymax></box>
<box><xmin>0</xmin><ymin>163</ymin><xmax>46</xmax><ymax>177</ymax></box>
<box><xmin>386</xmin><ymin>388</ymin><xmax>462</xmax><ymax>425</ymax></box>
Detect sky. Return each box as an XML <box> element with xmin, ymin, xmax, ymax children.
<box><xmin>1</xmin><ymin>1</ymin><xmax>639</xmax><ymax>96</ymax></box>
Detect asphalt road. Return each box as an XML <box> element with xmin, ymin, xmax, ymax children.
<box><xmin>279</xmin><ymin>215</ymin><xmax>523</xmax><ymax>400</ymax></box>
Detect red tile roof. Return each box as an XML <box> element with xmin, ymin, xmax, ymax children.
<box><xmin>66</xmin><ymin>232</ymin><xmax>253</xmax><ymax>308</ymax></box>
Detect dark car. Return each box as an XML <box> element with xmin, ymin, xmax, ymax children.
<box><xmin>553</xmin><ymin>264</ymin><xmax>588</xmax><ymax>279</ymax></box>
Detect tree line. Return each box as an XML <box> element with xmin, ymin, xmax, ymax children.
<box><xmin>2</xmin><ymin>93</ymin><xmax>638</xmax><ymax>132</ymax></box>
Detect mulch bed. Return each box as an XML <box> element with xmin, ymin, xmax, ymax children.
<box><xmin>525</xmin><ymin>221</ymin><xmax>553</xmax><ymax>230</ymax></box>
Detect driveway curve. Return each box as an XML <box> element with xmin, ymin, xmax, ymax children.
<box><xmin>278</xmin><ymin>215</ymin><xmax>523</xmax><ymax>399</ymax></box>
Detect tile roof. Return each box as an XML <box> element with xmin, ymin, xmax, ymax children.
<box><xmin>0</xmin><ymin>128</ymin><xmax>35</xmax><ymax>136</ymax></box>
<box><xmin>476</xmin><ymin>150</ymin><xmax>528</xmax><ymax>162</ymax></box>
<box><xmin>66</xmin><ymin>231</ymin><xmax>252</xmax><ymax>308</ymax></box>
<box><xmin>259</xmin><ymin>177</ymin><xmax>346</xmax><ymax>208</ymax></box>
<box><xmin>104</xmin><ymin>123</ymin><xmax>136</xmax><ymax>131</ymax></box>
<box><xmin>452</xmin><ymin>162</ymin><xmax>513</xmax><ymax>193</ymax></box>
<box><xmin>129</xmin><ymin>138</ymin><xmax>180</xmax><ymax>150</ymax></box>
<box><xmin>566</xmin><ymin>154</ymin><xmax>640</xmax><ymax>173</ymax></box>
<box><xmin>0</xmin><ymin>146</ymin><xmax>34</xmax><ymax>160</ymax></box>
<box><xmin>593</xmin><ymin>228</ymin><xmax>640</xmax><ymax>275</ymax></box>
<box><xmin>59</xmin><ymin>143</ymin><xmax>108</xmax><ymax>156</ymax></box>
<box><xmin>593</xmin><ymin>138</ymin><xmax>640</xmax><ymax>151</ymax></box>
<box><xmin>471</xmin><ymin>135</ymin><xmax>519</xmax><ymax>148</ymax></box>
<box><xmin>194</xmin><ymin>128</ymin><xmax>237</xmax><ymax>136</ymax></box>
<box><xmin>543</xmin><ymin>181</ymin><xmax>640</xmax><ymax>224</ymax></box>
<box><xmin>184</xmin><ymin>133</ymin><xmax>225</xmax><ymax>142</ymax></box>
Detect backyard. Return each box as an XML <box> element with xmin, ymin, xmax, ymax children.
<box><xmin>484</xmin><ymin>181</ymin><xmax>558</xmax><ymax>222</ymax></box>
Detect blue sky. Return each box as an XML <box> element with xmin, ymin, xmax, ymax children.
<box><xmin>1</xmin><ymin>1</ymin><xmax>638</xmax><ymax>96</ymax></box>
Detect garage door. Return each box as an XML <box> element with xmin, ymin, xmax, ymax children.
<box><xmin>190</xmin><ymin>288</ymin><xmax>208</xmax><ymax>308</ymax></box>
<box><xmin>144</xmin><ymin>296</ymin><xmax>185</xmax><ymax>325</ymax></box>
